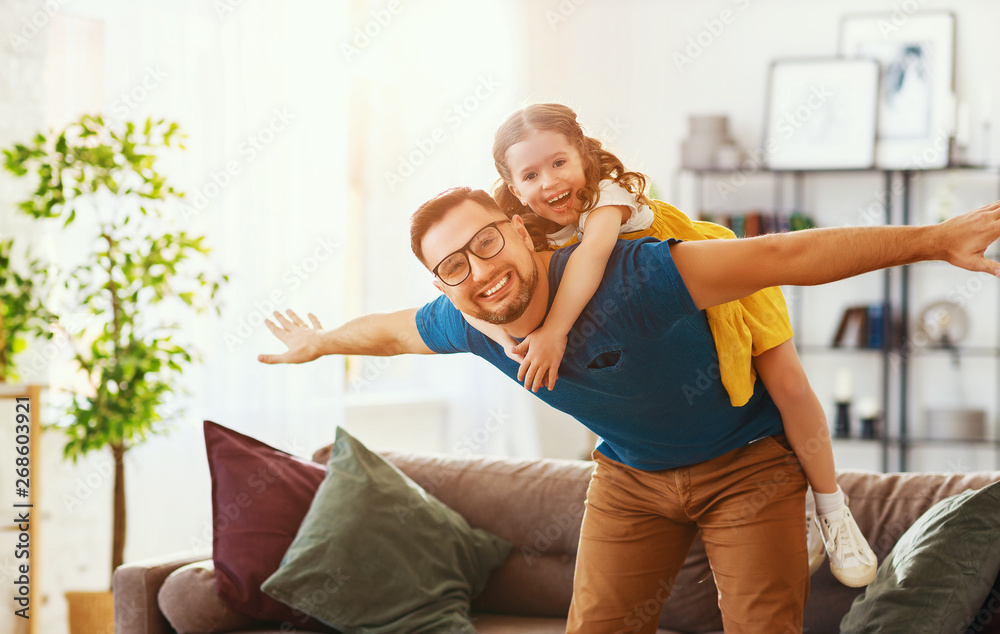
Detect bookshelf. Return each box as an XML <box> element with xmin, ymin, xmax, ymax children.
<box><xmin>677</xmin><ymin>166</ymin><xmax>1000</xmax><ymax>472</ymax></box>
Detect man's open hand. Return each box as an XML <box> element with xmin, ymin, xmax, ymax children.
<box><xmin>937</xmin><ymin>200</ymin><xmax>1000</xmax><ymax>276</ymax></box>
<box><xmin>257</xmin><ymin>310</ymin><xmax>325</xmax><ymax>364</ymax></box>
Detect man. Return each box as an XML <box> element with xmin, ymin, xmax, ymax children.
<box><xmin>259</xmin><ymin>187</ymin><xmax>1000</xmax><ymax>633</ymax></box>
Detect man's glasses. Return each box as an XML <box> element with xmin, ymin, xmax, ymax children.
<box><xmin>432</xmin><ymin>220</ymin><xmax>511</xmax><ymax>286</ymax></box>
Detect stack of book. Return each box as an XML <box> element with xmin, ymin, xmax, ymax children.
<box><xmin>698</xmin><ymin>211</ymin><xmax>815</xmax><ymax>237</ymax></box>
<box><xmin>832</xmin><ymin>304</ymin><xmax>886</xmax><ymax>349</ymax></box>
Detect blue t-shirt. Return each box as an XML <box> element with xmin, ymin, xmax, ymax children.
<box><xmin>415</xmin><ymin>237</ymin><xmax>784</xmax><ymax>470</ymax></box>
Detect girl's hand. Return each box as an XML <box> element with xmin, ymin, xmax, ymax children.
<box><xmin>513</xmin><ymin>328</ymin><xmax>568</xmax><ymax>392</ymax></box>
<box><xmin>503</xmin><ymin>344</ymin><xmax>526</xmax><ymax>364</ymax></box>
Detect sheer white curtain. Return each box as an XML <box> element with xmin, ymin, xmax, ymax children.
<box><xmin>10</xmin><ymin>1</ymin><xmax>555</xmax><ymax>622</ymax></box>
<box><xmin>337</xmin><ymin>0</ymin><xmax>542</xmax><ymax>458</ymax></box>
<box><xmin>35</xmin><ymin>0</ymin><xmax>541</xmax><ymax>575</ymax></box>
<box><xmin>188</xmin><ymin>0</ymin><xmax>543</xmax><ymax>462</ymax></box>
<box><xmin>24</xmin><ymin>0</ymin><xmax>356</xmax><ymax>592</ymax></box>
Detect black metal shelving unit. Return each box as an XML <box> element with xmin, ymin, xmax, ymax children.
<box><xmin>679</xmin><ymin>166</ymin><xmax>1000</xmax><ymax>472</ymax></box>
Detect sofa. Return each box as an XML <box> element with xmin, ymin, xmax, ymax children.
<box><xmin>113</xmin><ymin>442</ymin><xmax>1000</xmax><ymax>634</ymax></box>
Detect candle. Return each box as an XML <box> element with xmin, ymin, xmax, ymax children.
<box><xmin>858</xmin><ymin>397</ymin><xmax>880</xmax><ymax>420</ymax></box>
<box><xmin>834</xmin><ymin>368</ymin><xmax>853</xmax><ymax>403</ymax></box>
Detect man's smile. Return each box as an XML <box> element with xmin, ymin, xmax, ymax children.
<box><xmin>479</xmin><ymin>272</ymin><xmax>512</xmax><ymax>300</ymax></box>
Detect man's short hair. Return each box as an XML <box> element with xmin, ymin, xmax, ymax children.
<box><xmin>410</xmin><ymin>187</ymin><xmax>504</xmax><ymax>266</ymax></box>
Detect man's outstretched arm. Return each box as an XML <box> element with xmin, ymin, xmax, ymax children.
<box><xmin>257</xmin><ymin>308</ymin><xmax>434</xmax><ymax>365</ymax></box>
<box><xmin>671</xmin><ymin>200</ymin><xmax>1000</xmax><ymax>311</ymax></box>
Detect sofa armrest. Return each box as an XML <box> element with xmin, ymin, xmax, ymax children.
<box><xmin>114</xmin><ymin>551</ymin><xmax>212</xmax><ymax>634</ymax></box>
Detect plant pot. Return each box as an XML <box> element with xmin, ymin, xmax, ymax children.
<box><xmin>66</xmin><ymin>590</ymin><xmax>114</xmax><ymax>634</ymax></box>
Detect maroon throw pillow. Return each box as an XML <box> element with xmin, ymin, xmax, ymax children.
<box><xmin>204</xmin><ymin>420</ymin><xmax>339</xmax><ymax>632</ymax></box>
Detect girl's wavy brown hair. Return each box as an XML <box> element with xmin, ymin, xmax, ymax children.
<box><xmin>491</xmin><ymin>103</ymin><xmax>653</xmax><ymax>251</ymax></box>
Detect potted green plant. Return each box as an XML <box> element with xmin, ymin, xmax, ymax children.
<box><xmin>0</xmin><ymin>237</ymin><xmax>53</xmax><ymax>382</ymax></box>
<box><xmin>3</xmin><ymin>114</ymin><xmax>226</xmax><ymax>632</ymax></box>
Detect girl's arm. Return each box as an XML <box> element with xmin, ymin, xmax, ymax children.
<box><xmin>516</xmin><ymin>205</ymin><xmax>630</xmax><ymax>392</ymax></box>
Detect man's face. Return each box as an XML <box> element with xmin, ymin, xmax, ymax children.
<box><xmin>421</xmin><ymin>200</ymin><xmax>539</xmax><ymax>325</ymax></box>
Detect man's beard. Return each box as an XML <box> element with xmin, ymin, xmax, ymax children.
<box><xmin>472</xmin><ymin>261</ymin><xmax>538</xmax><ymax>325</ymax></box>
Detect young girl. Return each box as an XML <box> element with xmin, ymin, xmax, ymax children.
<box><xmin>465</xmin><ymin>103</ymin><xmax>877</xmax><ymax>588</ymax></box>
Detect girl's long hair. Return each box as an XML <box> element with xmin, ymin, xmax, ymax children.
<box><xmin>491</xmin><ymin>103</ymin><xmax>652</xmax><ymax>251</ymax></box>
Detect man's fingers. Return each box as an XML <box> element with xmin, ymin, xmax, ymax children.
<box><xmin>264</xmin><ymin>318</ymin><xmax>286</xmax><ymax>338</ymax></box>
<box><xmin>258</xmin><ymin>353</ymin><xmax>285</xmax><ymax>364</ymax></box>
<box><xmin>971</xmin><ymin>256</ymin><xmax>1000</xmax><ymax>277</ymax></box>
<box><xmin>308</xmin><ymin>313</ymin><xmax>323</xmax><ymax>329</ymax></box>
<box><xmin>273</xmin><ymin>311</ymin><xmax>294</xmax><ymax>329</ymax></box>
<box><xmin>287</xmin><ymin>310</ymin><xmax>307</xmax><ymax>327</ymax></box>
<box><xmin>546</xmin><ymin>368</ymin><xmax>559</xmax><ymax>391</ymax></box>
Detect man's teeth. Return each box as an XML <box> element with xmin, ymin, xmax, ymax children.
<box><xmin>484</xmin><ymin>274</ymin><xmax>509</xmax><ymax>297</ymax></box>
<box><xmin>547</xmin><ymin>192</ymin><xmax>570</xmax><ymax>205</ymax></box>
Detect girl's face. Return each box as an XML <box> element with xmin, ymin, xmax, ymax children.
<box><xmin>505</xmin><ymin>128</ymin><xmax>588</xmax><ymax>226</ymax></box>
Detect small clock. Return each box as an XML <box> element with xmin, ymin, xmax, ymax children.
<box><xmin>916</xmin><ymin>300</ymin><xmax>969</xmax><ymax>347</ymax></box>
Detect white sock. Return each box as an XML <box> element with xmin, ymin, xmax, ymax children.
<box><xmin>814</xmin><ymin>486</ymin><xmax>846</xmax><ymax>516</ymax></box>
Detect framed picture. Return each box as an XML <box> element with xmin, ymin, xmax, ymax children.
<box><xmin>840</xmin><ymin>11</ymin><xmax>956</xmax><ymax>169</ymax></box>
<box><xmin>763</xmin><ymin>58</ymin><xmax>880</xmax><ymax>170</ymax></box>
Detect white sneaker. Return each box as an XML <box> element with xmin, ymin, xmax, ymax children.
<box><xmin>805</xmin><ymin>508</ymin><xmax>826</xmax><ymax>575</ymax></box>
<box><xmin>816</xmin><ymin>506</ymin><xmax>877</xmax><ymax>587</ymax></box>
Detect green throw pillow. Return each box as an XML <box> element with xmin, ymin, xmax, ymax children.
<box><xmin>261</xmin><ymin>427</ymin><xmax>512</xmax><ymax>634</ymax></box>
<box><xmin>841</xmin><ymin>479</ymin><xmax>1000</xmax><ymax>634</ymax></box>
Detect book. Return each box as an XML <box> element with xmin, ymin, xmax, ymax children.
<box><xmin>832</xmin><ymin>305</ymin><xmax>869</xmax><ymax>348</ymax></box>
<box><xmin>866</xmin><ymin>304</ymin><xmax>885</xmax><ymax>349</ymax></box>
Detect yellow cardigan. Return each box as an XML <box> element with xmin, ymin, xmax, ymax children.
<box><xmin>557</xmin><ymin>199</ymin><xmax>793</xmax><ymax>407</ymax></box>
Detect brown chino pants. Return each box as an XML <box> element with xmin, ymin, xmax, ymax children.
<box><xmin>567</xmin><ymin>434</ymin><xmax>809</xmax><ymax>634</ymax></box>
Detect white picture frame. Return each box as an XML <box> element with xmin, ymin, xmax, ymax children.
<box><xmin>840</xmin><ymin>11</ymin><xmax>956</xmax><ymax>169</ymax></box>
<box><xmin>763</xmin><ymin>58</ymin><xmax>880</xmax><ymax>171</ymax></box>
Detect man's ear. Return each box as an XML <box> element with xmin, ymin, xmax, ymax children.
<box><xmin>432</xmin><ymin>278</ymin><xmax>445</xmax><ymax>294</ymax></box>
<box><xmin>509</xmin><ymin>214</ymin><xmax>535</xmax><ymax>250</ymax></box>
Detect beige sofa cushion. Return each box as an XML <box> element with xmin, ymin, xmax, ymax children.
<box><xmin>159</xmin><ymin>560</ymin><xmax>258</xmax><ymax>633</ymax></box>
<box><xmin>804</xmin><ymin>469</ymin><xmax>1000</xmax><ymax>633</ymax></box>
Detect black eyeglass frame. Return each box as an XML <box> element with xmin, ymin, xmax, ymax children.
<box><xmin>431</xmin><ymin>220</ymin><xmax>512</xmax><ymax>287</ymax></box>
